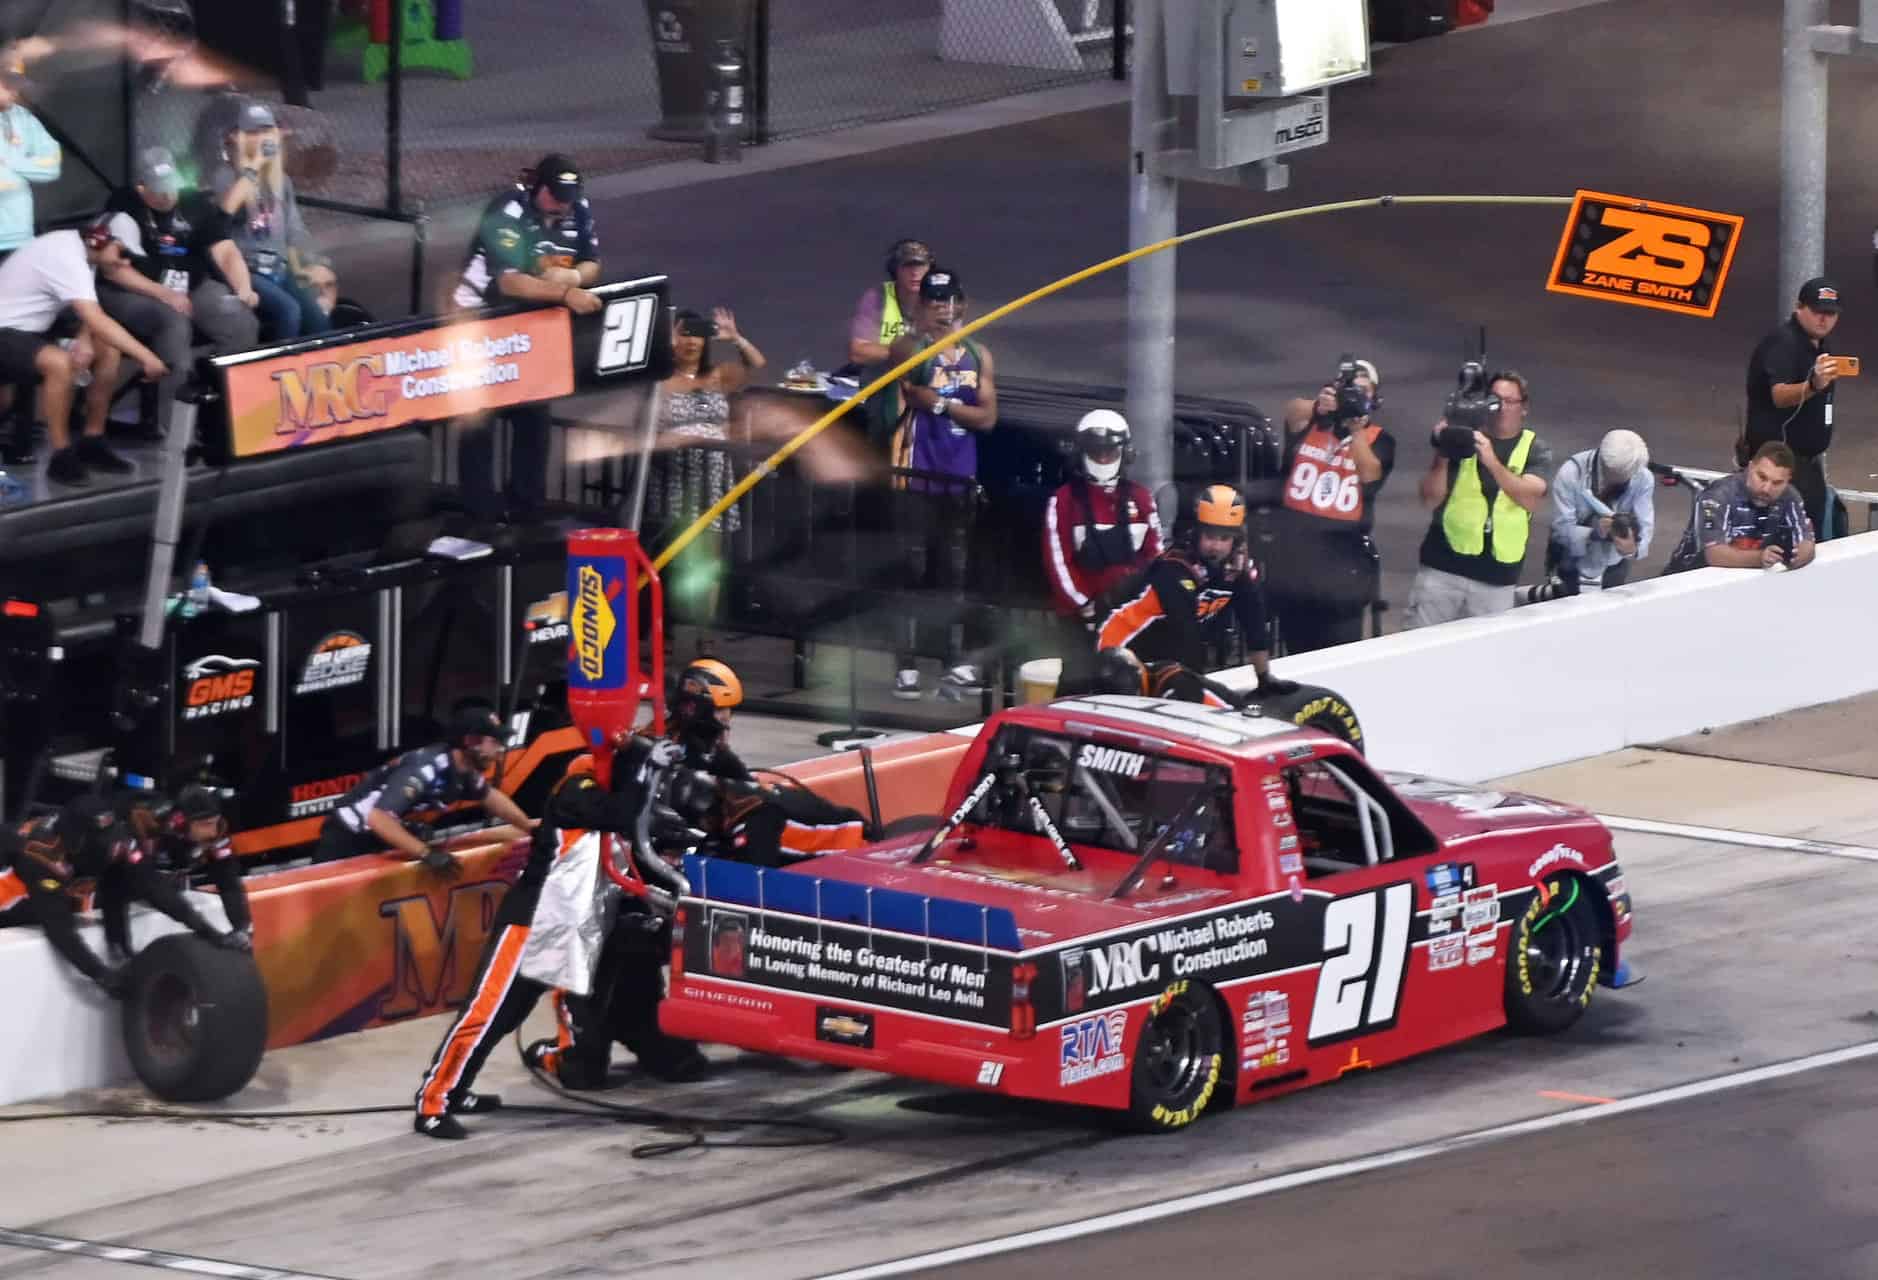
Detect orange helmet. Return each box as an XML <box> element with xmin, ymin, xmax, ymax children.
<box><xmin>680</xmin><ymin>659</ymin><xmax>742</xmax><ymax>709</ymax></box>
<box><xmin>1193</xmin><ymin>483</ymin><xmax>1246</xmax><ymax>534</ymax></box>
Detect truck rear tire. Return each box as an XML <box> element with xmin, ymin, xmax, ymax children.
<box><xmin>123</xmin><ymin>934</ymin><xmax>270</xmax><ymax>1102</ymax></box>
<box><xmin>1126</xmin><ymin>980</ymin><xmax>1225</xmax><ymax>1133</ymax></box>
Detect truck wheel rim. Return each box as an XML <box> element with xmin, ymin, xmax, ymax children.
<box><xmin>1140</xmin><ymin>1002</ymin><xmax>1206</xmax><ymax>1098</ymax></box>
<box><xmin>143</xmin><ymin>972</ymin><xmax>199</xmax><ymax>1070</ymax></box>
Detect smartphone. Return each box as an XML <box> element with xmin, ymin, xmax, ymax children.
<box><xmin>1837</xmin><ymin>354</ymin><xmax>1861</xmax><ymax>377</ymax></box>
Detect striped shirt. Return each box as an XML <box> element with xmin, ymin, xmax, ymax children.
<box><xmin>331</xmin><ymin>745</ymin><xmax>488</xmax><ymax>832</ymax></box>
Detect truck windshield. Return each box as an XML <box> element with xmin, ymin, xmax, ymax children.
<box><xmin>963</xmin><ymin>726</ymin><xmax>1237</xmax><ymax>874</ymax></box>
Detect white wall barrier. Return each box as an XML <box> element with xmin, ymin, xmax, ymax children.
<box><xmin>0</xmin><ymin>896</ymin><xmax>227</xmax><ymax>1107</ymax></box>
<box><xmin>1248</xmin><ymin>533</ymin><xmax>1878</xmax><ymax>783</ymax></box>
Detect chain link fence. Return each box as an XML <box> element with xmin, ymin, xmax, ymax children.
<box><xmin>155</xmin><ymin>0</ymin><xmax>1127</xmax><ymax>216</ymax></box>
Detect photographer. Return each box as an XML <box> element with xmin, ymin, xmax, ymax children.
<box><xmin>1265</xmin><ymin>357</ymin><xmax>1395</xmax><ymax>652</ymax></box>
<box><xmin>1521</xmin><ymin>429</ymin><xmax>1655</xmax><ymax>603</ymax></box>
<box><xmin>1405</xmin><ymin>367</ymin><xmax>1553</xmax><ymax>628</ymax></box>
<box><xmin>1664</xmin><ymin>441</ymin><xmax>1816</xmax><ymax>575</ymax></box>
<box><xmin>1742</xmin><ymin>277</ymin><xmax>1842</xmax><ymax>538</ymax></box>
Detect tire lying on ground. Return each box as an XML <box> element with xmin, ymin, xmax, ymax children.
<box><xmin>1246</xmin><ymin>682</ymin><xmax>1365</xmax><ymax>754</ymax></box>
<box><xmin>122</xmin><ymin>934</ymin><xmax>270</xmax><ymax>1102</ymax></box>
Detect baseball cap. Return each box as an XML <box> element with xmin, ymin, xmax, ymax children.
<box><xmin>1798</xmin><ymin>276</ymin><xmax>1841</xmax><ymax>314</ymax></box>
<box><xmin>888</xmin><ymin>238</ymin><xmax>932</xmax><ymax>268</ymax></box>
<box><xmin>920</xmin><ymin>268</ymin><xmax>964</xmax><ymax>302</ymax></box>
<box><xmin>532</xmin><ymin>153</ymin><xmax>582</xmax><ymax>202</ymax></box>
<box><xmin>449</xmin><ymin>706</ymin><xmax>506</xmax><ymax>744</ymax></box>
<box><xmin>1352</xmin><ymin>358</ymin><xmax>1381</xmax><ymax>387</ymax></box>
<box><xmin>236</xmin><ymin>100</ymin><xmax>276</xmax><ymax>132</ymax></box>
<box><xmin>136</xmin><ymin>146</ymin><xmax>181</xmax><ymax>197</ymax></box>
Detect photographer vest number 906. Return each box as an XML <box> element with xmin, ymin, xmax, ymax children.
<box><xmin>595</xmin><ymin>295</ymin><xmax>657</xmax><ymax>373</ymax></box>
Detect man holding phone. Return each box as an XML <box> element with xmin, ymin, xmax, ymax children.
<box><xmin>1743</xmin><ymin>277</ymin><xmax>1848</xmax><ymax>538</ymax></box>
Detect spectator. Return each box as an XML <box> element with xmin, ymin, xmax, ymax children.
<box><xmin>1521</xmin><ymin>429</ymin><xmax>1654</xmax><ymax>602</ymax></box>
<box><xmin>1404</xmin><ymin>369</ymin><xmax>1553</xmax><ymax>627</ymax></box>
<box><xmin>1743</xmin><ymin>277</ymin><xmax>1843</xmax><ymax>538</ymax></box>
<box><xmin>450</xmin><ymin>153</ymin><xmax>603</xmax><ymax>522</ymax></box>
<box><xmin>1663</xmin><ymin>441</ymin><xmax>1816</xmax><ymax>574</ymax></box>
<box><xmin>0</xmin><ymin>221</ymin><xmax>168</xmax><ymax>485</ymax></box>
<box><xmin>211</xmin><ymin>100</ymin><xmax>331</xmax><ymax>341</ymax></box>
<box><xmin>888</xmin><ymin>267</ymin><xmax>998</xmax><ymax>701</ymax></box>
<box><xmin>1096</xmin><ymin>484</ymin><xmax>1294</xmax><ymax>693</ymax></box>
<box><xmin>0</xmin><ymin>68</ymin><xmax>59</xmax><ymax>256</ymax></box>
<box><xmin>1042</xmin><ymin>409</ymin><xmax>1161</xmax><ymax>692</ymax></box>
<box><xmin>646</xmin><ymin>306</ymin><xmax>767</xmax><ymax>633</ymax></box>
<box><xmin>1265</xmin><ymin>357</ymin><xmax>1395</xmax><ymax>653</ymax></box>
<box><xmin>845</xmin><ymin>237</ymin><xmax>931</xmax><ymax>445</ymax></box>
<box><xmin>96</xmin><ymin>147</ymin><xmax>258</xmax><ymax>445</ymax></box>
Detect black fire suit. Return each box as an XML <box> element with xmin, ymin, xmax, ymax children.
<box><xmin>0</xmin><ymin>805</ymin><xmax>227</xmax><ymax>993</ymax></box>
<box><xmin>413</xmin><ymin>757</ymin><xmax>695</xmax><ymax>1119</ymax></box>
<box><xmin>676</xmin><ymin>731</ymin><xmax>867</xmax><ymax>867</ymax></box>
<box><xmin>1095</xmin><ymin>547</ymin><xmax>1271</xmax><ymax>671</ymax></box>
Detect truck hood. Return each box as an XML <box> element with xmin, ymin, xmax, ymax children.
<box><xmin>1384</xmin><ymin>772</ymin><xmax>1605</xmax><ymax>846</ymax></box>
<box><xmin>798</xmin><ymin>836</ymin><xmax>1241</xmax><ymax>949</ymax></box>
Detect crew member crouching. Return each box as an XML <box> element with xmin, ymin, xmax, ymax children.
<box><xmin>414</xmin><ymin>740</ymin><xmax>700</xmax><ymax>1139</ymax></box>
<box><xmin>1095</xmin><ymin>484</ymin><xmax>1298</xmax><ymax>697</ymax></box>
<box><xmin>670</xmin><ymin>659</ymin><xmax>867</xmax><ymax>866</ymax></box>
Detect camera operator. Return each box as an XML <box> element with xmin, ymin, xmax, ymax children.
<box><xmin>1042</xmin><ymin>410</ymin><xmax>1162</xmax><ymax>690</ymax></box>
<box><xmin>1664</xmin><ymin>441</ymin><xmax>1816</xmax><ymax>575</ymax></box>
<box><xmin>1520</xmin><ymin>429</ymin><xmax>1654</xmax><ymax>603</ymax></box>
<box><xmin>1265</xmin><ymin>356</ymin><xmax>1395</xmax><ymax>652</ymax></box>
<box><xmin>1742</xmin><ymin>277</ymin><xmax>1842</xmax><ymax>538</ymax></box>
<box><xmin>1405</xmin><ymin>366</ymin><xmax>1553</xmax><ymax>628</ymax></box>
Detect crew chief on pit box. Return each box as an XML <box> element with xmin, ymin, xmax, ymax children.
<box><xmin>451</xmin><ymin>153</ymin><xmax>603</xmax><ymax>523</ymax></box>
<box><xmin>313</xmin><ymin>707</ymin><xmax>537</xmax><ymax>865</ymax></box>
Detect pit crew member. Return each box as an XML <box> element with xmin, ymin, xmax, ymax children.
<box><xmin>1095</xmin><ymin>483</ymin><xmax>1297</xmax><ymax>695</ymax></box>
<box><xmin>0</xmin><ymin>794</ymin><xmax>231</xmax><ymax>996</ymax></box>
<box><xmin>1043</xmin><ymin>409</ymin><xmax>1161</xmax><ymax>692</ymax></box>
<box><xmin>314</xmin><ymin>707</ymin><xmax>537</xmax><ymax>865</ymax></box>
<box><xmin>1663</xmin><ymin>440</ymin><xmax>1817</xmax><ymax>574</ymax></box>
<box><xmin>128</xmin><ymin>783</ymin><xmax>251</xmax><ymax>948</ymax></box>
<box><xmin>416</xmin><ymin>739</ymin><xmax>702</xmax><ymax>1138</ymax></box>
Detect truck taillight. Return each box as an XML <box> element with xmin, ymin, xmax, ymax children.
<box><xmin>670</xmin><ymin>906</ymin><xmax>687</xmax><ymax>982</ymax></box>
<box><xmin>1009</xmin><ymin>962</ymin><xmax>1037</xmax><ymax>1041</ymax></box>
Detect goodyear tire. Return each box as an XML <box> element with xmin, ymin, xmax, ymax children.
<box><xmin>1252</xmin><ymin>683</ymin><xmax>1364</xmax><ymax>755</ymax></box>
<box><xmin>1126</xmin><ymin>981</ymin><xmax>1225</xmax><ymax>1133</ymax></box>
<box><xmin>123</xmin><ymin>934</ymin><xmax>270</xmax><ymax>1102</ymax></box>
<box><xmin>1504</xmin><ymin>875</ymin><xmax>1602</xmax><ymax>1035</ymax></box>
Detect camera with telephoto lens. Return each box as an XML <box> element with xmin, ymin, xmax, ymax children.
<box><xmin>1329</xmin><ymin>353</ymin><xmax>1373</xmax><ymax>436</ymax></box>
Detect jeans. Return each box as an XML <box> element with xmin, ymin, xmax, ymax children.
<box><xmin>252</xmin><ymin>268</ymin><xmax>330</xmax><ymax>342</ymax></box>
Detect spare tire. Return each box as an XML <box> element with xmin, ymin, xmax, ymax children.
<box><xmin>1247</xmin><ymin>683</ymin><xmax>1365</xmax><ymax>754</ymax></box>
<box><xmin>123</xmin><ymin>934</ymin><xmax>269</xmax><ymax>1102</ymax></box>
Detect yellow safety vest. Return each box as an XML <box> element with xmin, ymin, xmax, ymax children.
<box><xmin>1441</xmin><ymin>429</ymin><xmax>1535</xmax><ymax>563</ymax></box>
<box><xmin>878</xmin><ymin>282</ymin><xmax>908</xmax><ymax>345</ymax></box>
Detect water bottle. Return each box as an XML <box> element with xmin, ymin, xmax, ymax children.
<box><xmin>184</xmin><ymin>560</ymin><xmax>211</xmax><ymax>618</ymax></box>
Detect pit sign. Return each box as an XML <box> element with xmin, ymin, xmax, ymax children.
<box><xmin>1545</xmin><ymin>190</ymin><xmax>1743</xmax><ymax>319</ymax></box>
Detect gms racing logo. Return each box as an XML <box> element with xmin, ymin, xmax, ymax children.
<box><xmin>181</xmin><ymin>655</ymin><xmax>260</xmax><ymax>720</ymax></box>
<box><xmin>568</xmin><ymin>564</ymin><xmax>619</xmax><ymax>684</ymax></box>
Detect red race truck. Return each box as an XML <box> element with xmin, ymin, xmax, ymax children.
<box><xmin>661</xmin><ymin>694</ymin><xmax>1636</xmax><ymax>1131</ymax></box>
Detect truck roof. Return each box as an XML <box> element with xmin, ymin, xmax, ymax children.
<box><xmin>997</xmin><ymin>694</ymin><xmax>1337</xmax><ymax>765</ymax></box>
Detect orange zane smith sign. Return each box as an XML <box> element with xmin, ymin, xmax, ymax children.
<box><xmin>1546</xmin><ymin>190</ymin><xmax>1744</xmax><ymax>319</ymax></box>
<box><xmin>222</xmin><ymin>307</ymin><xmax>575</xmax><ymax>457</ymax></box>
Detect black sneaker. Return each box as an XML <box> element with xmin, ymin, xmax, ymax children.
<box><xmin>449</xmin><ymin>1091</ymin><xmax>502</xmax><ymax>1114</ymax></box>
<box><xmin>45</xmin><ymin>447</ymin><xmax>88</xmax><ymax>487</ymax></box>
<box><xmin>412</xmin><ymin>1112</ymin><xmax>468</xmax><ymax>1140</ymax></box>
<box><xmin>76</xmin><ymin>436</ymin><xmax>133</xmax><ymax>474</ymax></box>
<box><xmin>639</xmin><ymin>1045</ymin><xmax>711</xmax><ymax>1083</ymax></box>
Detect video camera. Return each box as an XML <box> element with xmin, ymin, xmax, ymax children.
<box><xmin>1434</xmin><ymin>359</ymin><xmax>1501</xmax><ymax>459</ymax></box>
<box><xmin>1329</xmin><ymin>353</ymin><xmax>1375</xmax><ymax>435</ymax></box>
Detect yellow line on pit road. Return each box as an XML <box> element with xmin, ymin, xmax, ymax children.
<box><xmin>649</xmin><ymin>193</ymin><xmax>1574</xmax><ymax>574</ymax></box>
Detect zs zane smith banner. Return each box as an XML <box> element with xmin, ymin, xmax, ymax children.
<box><xmin>220</xmin><ymin>307</ymin><xmax>576</xmax><ymax>458</ymax></box>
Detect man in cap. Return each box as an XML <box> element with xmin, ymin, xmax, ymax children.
<box><xmin>313</xmin><ymin>706</ymin><xmax>538</xmax><ymax>865</ymax></box>
<box><xmin>94</xmin><ymin>147</ymin><xmax>259</xmax><ymax>445</ymax></box>
<box><xmin>1522</xmin><ymin>428</ymin><xmax>1655</xmax><ymax>602</ymax></box>
<box><xmin>1743</xmin><ymin>277</ymin><xmax>1845</xmax><ymax>538</ymax></box>
<box><xmin>452</xmin><ymin>152</ymin><xmax>604</xmax><ymax>522</ymax></box>
<box><xmin>887</xmin><ymin>266</ymin><xmax>999</xmax><ymax>701</ymax></box>
<box><xmin>0</xmin><ymin>219</ymin><xmax>169</xmax><ymax>484</ymax></box>
<box><xmin>212</xmin><ymin>99</ymin><xmax>330</xmax><ymax>340</ymax></box>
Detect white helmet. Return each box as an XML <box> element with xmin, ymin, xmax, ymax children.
<box><xmin>1597</xmin><ymin>429</ymin><xmax>1649</xmax><ymax>484</ymax></box>
<box><xmin>1075</xmin><ymin>409</ymin><xmax>1131</xmax><ymax>484</ymax></box>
